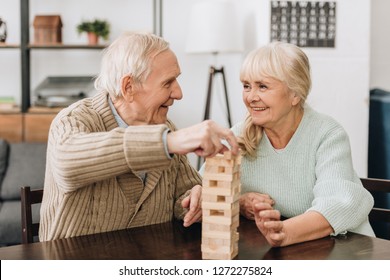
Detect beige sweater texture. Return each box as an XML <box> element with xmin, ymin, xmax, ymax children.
<box><xmin>39</xmin><ymin>92</ymin><xmax>201</xmax><ymax>241</ymax></box>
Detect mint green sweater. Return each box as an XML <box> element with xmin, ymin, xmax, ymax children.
<box><xmin>231</xmin><ymin>106</ymin><xmax>375</xmax><ymax>236</ymax></box>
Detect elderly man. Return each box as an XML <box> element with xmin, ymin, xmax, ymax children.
<box><xmin>39</xmin><ymin>32</ymin><xmax>238</xmax><ymax>241</ymax></box>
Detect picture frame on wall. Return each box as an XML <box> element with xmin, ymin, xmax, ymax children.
<box><xmin>270</xmin><ymin>1</ymin><xmax>336</xmax><ymax>48</ymax></box>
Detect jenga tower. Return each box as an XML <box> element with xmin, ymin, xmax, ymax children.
<box><xmin>201</xmin><ymin>151</ymin><xmax>241</xmax><ymax>260</ymax></box>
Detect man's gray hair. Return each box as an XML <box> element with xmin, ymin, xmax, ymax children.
<box><xmin>94</xmin><ymin>32</ymin><xmax>170</xmax><ymax>98</ymax></box>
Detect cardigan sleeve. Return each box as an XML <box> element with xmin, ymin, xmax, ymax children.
<box><xmin>308</xmin><ymin>125</ymin><xmax>374</xmax><ymax>235</ymax></box>
<box><xmin>173</xmin><ymin>154</ymin><xmax>203</xmax><ymax>219</ymax></box>
<box><xmin>49</xmin><ymin>106</ymin><xmax>171</xmax><ymax>192</ymax></box>
<box><xmin>163</xmin><ymin>120</ymin><xmax>202</xmax><ymax>219</ymax></box>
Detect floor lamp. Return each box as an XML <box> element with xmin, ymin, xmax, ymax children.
<box><xmin>204</xmin><ymin>66</ymin><xmax>232</xmax><ymax>128</ymax></box>
<box><xmin>198</xmin><ymin>65</ymin><xmax>233</xmax><ymax>169</ymax></box>
<box><xmin>186</xmin><ymin>0</ymin><xmax>243</xmax><ymax>169</ymax></box>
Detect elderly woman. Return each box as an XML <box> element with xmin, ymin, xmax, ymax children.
<box><xmin>234</xmin><ymin>41</ymin><xmax>375</xmax><ymax>247</ymax></box>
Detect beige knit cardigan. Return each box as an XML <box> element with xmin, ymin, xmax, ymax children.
<box><xmin>39</xmin><ymin>92</ymin><xmax>202</xmax><ymax>241</ymax></box>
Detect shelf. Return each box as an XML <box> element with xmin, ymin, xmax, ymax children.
<box><xmin>28</xmin><ymin>106</ymin><xmax>64</xmax><ymax>114</ymax></box>
<box><xmin>0</xmin><ymin>43</ymin><xmax>20</xmax><ymax>48</ymax></box>
<box><xmin>0</xmin><ymin>106</ymin><xmax>21</xmax><ymax>113</ymax></box>
<box><xmin>28</xmin><ymin>43</ymin><xmax>108</xmax><ymax>49</ymax></box>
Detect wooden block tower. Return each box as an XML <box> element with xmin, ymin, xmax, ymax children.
<box><xmin>201</xmin><ymin>151</ymin><xmax>241</xmax><ymax>260</ymax></box>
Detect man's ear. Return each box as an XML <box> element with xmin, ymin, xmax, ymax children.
<box><xmin>121</xmin><ymin>75</ymin><xmax>135</xmax><ymax>102</ymax></box>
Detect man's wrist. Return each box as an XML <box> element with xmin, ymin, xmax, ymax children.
<box><xmin>162</xmin><ymin>128</ymin><xmax>173</xmax><ymax>159</ymax></box>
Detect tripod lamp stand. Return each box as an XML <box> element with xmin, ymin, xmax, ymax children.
<box><xmin>204</xmin><ymin>66</ymin><xmax>232</xmax><ymax>128</ymax></box>
<box><xmin>186</xmin><ymin>0</ymin><xmax>243</xmax><ymax>169</ymax></box>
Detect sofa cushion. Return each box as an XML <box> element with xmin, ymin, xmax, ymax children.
<box><xmin>0</xmin><ymin>139</ymin><xmax>9</xmax><ymax>186</ymax></box>
<box><xmin>1</xmin><ymin>142</ymin><xmax>47</xmax><ymax>200</ymax></box>
<box><xmin>0</xmin><ymin>200</ymin><xmax>41</xmax><ymax>245</ymax></box>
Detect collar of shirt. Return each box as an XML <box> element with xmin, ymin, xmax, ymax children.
<box><xmin>108</xmin><ymin>95</ymin><xmax>172</xmax><ymax>161</ymax></box>
<box><xmin>108</xmin><ymin>96</ymin><xmax>129</xmax><ymax>128</ymax></box>
<box><xmin>108</xmin><ymin>95</ymin><xmax>147</xmax><ymax>182</ymax></box>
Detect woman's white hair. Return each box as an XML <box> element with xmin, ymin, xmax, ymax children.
<box><xmin>238</xmin><ymin>41</ymin><xmax>312</xmax><ymax>157</ymax></box>
<box><xmin>94</xmin><ymin>32</ymin><xmax>169</xmax><ymax>98</ymax></box>
<box><xmin>240</xmin><ymin>41</ymin><xmax>311</xmax><ymax>105</ymax></box>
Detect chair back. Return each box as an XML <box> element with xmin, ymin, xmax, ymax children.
<box><xmin>21</xmin><ymin>186</ymin><xmax>43</xmax><ymax>244</ymax></box>
<box><xmin>360</xmin><ymin>178</ymin><xmax>390</xmax><ymax>240</ymax></box>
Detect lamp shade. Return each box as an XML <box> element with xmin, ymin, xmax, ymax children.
<box><xmin>186</xmin><ymin>0</ymin><xmax>243</xmax><ymax>54</ymax></box>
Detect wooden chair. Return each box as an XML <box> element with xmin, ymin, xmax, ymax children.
<box><xmin>21</xmin><ymin>186</ymin><xmax>44</xmax><ymax>244</ymax></box>
<box><xmin>360</xmin><ymin>178</ymin><xmax>390</xmax><ymax>239</ymax></box>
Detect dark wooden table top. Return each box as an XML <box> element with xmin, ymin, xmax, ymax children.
<box><xmin>1</xmin><ymin>218</ymin><xmax>390</xmax><ymax>260</ymax></box>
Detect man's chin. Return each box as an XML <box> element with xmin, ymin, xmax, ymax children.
<box><xmin>151</xmin><ymin>116</ymin><xmax>168</xmax><ymax>125</ymax></box>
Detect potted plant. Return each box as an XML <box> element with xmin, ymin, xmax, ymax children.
<box><xmin>77</xmin><ymin>19</ymin><xmax>110</xmax><ymax>45</ymax></box>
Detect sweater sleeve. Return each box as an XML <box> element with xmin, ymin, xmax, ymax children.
<box><xmin>308</xmin><ymin>125</ymin><xmax>374</xmax><ymax>235</ymax></box>
<box><xmin>173</xmin><ymin>155</ymin><xmax>203</xmax><ymax>219</ymax></box>
<box><xmin>162</xmin><ymin>120</ymin><xmax>202</xmax><ymax>219</ymax></box>
<box><xmin>49</xmin><ymin>106</ymin><xmax>171</xmax><ymax>192</ymax></box>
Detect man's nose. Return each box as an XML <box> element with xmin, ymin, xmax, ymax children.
<box><xmin>171</xmin><ymin>82</ymin><xmax>183</xmax><ymax>100</ymax></box>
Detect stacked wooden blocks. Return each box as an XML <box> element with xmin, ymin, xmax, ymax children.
<box><xmin>201</xmin><ymin>151</ymin><xmax>241</xmax><ymax>260</ymax></box>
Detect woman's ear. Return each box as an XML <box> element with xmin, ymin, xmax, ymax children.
<box><xmin>291</xmin><ymin>93</ymin><xmax>301</xmax><ymax>106</ymax></box>
<box><xmin>121</xmin><ymin>75</ymin><xmax>134</xmax><ymax>102</ymax></box>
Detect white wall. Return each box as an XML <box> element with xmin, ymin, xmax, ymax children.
<box><xmin>164</xmin><ymin>0</ymin><xmax>371</xmax><ymax>176</ymax></box>
<box><xmin>370</xmin><ymin>0</ymin><xmax>390</xmax><ymax>91</ymax></box>
<box><xmin>1</xmin><ymin>0</ymin><xmax>371</xmax><ymax>176</ymax></box>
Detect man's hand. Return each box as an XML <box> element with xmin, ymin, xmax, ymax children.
<box><xmin>167</xmin><ymin>120</ymin><xmax>239</xmax><ymax>158</ymax></box>
<box><xmin>181</xmin><ymin>185</ymin><xmax>202</xmax><ymax>227</ymax></box>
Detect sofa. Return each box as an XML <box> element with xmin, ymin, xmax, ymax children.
<box><xmin>0</xmin><ymin>139</ymin><xmax>47</xmax><ymax>246</ymax></box>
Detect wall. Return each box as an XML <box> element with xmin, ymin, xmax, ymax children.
<box><xmin>164</xmin><ymin>0</ymin><xmax>371</xmax><ymax>176</ymax></box>
<box><xmin>1</xmin><ymin>0</ymin><xmax>371</xmax><ymax>176</ymax></box>
<box><xmin>370</xmin><ymin>0</ymin><xmax>390</xmax><ymax>91</ymax></box>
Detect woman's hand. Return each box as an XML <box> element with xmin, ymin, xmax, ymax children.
<box><xmin>181</xmin><ymin>185</ymin><xmax>202</xmax><ymax>227</ymax></box>
<box><xmin>239</xmin><ymin>192</ymin><xmax>274</xmax><ymax>220</ymax></box>
<box><xmin>253</xmin><ymin>201</ymin><xmax>286</xmax><ymax>247</ymax></box>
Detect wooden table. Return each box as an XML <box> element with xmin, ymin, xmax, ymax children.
<box><xmin>1</xmin><ymin>218</ymin><xmax>390</xmax><ymax>260</ymax></box>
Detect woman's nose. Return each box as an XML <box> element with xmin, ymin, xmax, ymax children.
<box><xmin>247</xmin><ymin>89</ymin><xmax>260</xmax><ymax>102</ymax></box>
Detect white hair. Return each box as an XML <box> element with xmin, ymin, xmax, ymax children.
<box><xmin>94</xmin><ymin>32</ymin><xmax>170</xmax><ymax>98</ymax></box>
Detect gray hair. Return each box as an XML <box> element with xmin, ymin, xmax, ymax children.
<box><xmin>94</xmin><ymin>32</ymin><xmax>170</xmax><ymax>98</ymax></box>
<box><xmin>240</xmin><ymin>41</ymin><xmax>311</xmax><ymax>106</ymax></box>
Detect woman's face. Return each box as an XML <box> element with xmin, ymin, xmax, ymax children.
<box><xmin>241</xmin><ymin>76</ymin><xmax>300</xmax><ymax>129</ymax></box>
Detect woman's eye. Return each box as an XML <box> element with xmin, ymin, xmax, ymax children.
<box><xmin>243</xmin><ymin>84</ymin><xmax>251</xmax><ymax>91</ymax></box>
<box><xmin>259</xmin><ymin>84</ymin><xmax>267</xmax><ymax>90</ymax></box>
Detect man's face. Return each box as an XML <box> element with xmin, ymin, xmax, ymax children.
<box><xmin>129</xmin><ymin>50</ymin><xmax>183</xmax><ymax>125</ymax></box>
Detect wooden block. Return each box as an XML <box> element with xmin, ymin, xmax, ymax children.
<box><xmin>204</xmin><ymin>157</ymin><xmax>235</xmax><ymax>167</ymax></box>
<box><xmin>202</xmin><ymin>249</ymin><xmax>238</xmax><ymax>260</ymax></box>
<box><xmin>202</xmin><ymin>186</ymin><xmax>234</xmax><ymax>196</ymax></box>
<box><xmin>223</xmin><ymin>150</ymin><xmax>233</xmax><ymax>160</ymax></box>
<box><xmin>203</xmin><ymin>222</ymin><xmax>235</xmax><ymax>232</ymax></box>
<box><xmin>202</xmin><ymin>192</ymin><xmax>240</xmax><ymax>203</ymax></box>
<box><xmin>203</xmin><ymin>172</ymin><xmax>235</xmax><ymax>182</ymax></box>
<box><xmin>203</xmin><ymin>213</ymin><xmax>239</xmax><ymax>225</ymax></box>
<box><xmin>203</xmin><ymin>220</ymin><xmax>239</xmax><ymax>232</ymax></box>
<box><xmin>204</xmin><ymin>164</ymin><xmax>238</xmax><ymax>175</ymax></box>
<box><xmin>201</xmin><ymin>244</ymin><xmax>233</xmax><ymax>254</ymax></box>
<box><xmin>202</xmin><ymin>201</ymin><xmax>234</xmax><ymax>211</ymax></box>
